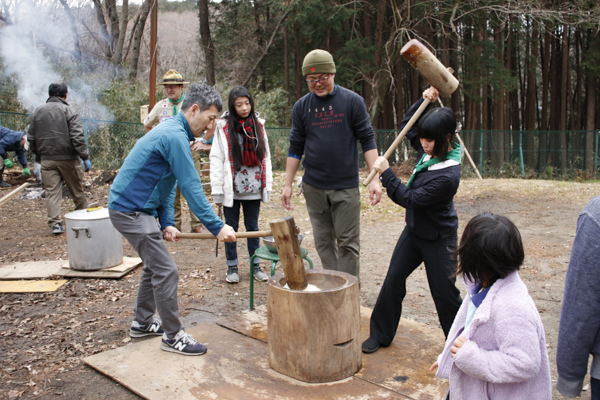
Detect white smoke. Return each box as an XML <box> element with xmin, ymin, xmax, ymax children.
<box><xmin>0</xmin><ymin>3</ymin><xmax>114</xmax><ymax>120</ymax></box>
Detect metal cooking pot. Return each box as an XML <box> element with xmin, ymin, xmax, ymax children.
<box><xmin>65</xmin><ymin>208</ymin><xmax>123</xmax><ymax>271</ymax></box>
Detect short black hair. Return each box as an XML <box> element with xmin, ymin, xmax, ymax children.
<box><xmin>455</xmin><ymin>212</ymin><xmax>524</xmax><ymax>287</ymax></box>
<box><xmin>417</xmin><ymin>107</ymin><xmax>457</xmax><ymax>160</ymax></box>
<box><xmin>49</xmin><ymin>83</ymin><xmax>68</xmax><ymax>98</ymax></box>
<box><xmin>181</xmin><ymin>83</ymin><xmax>223</xmax><ymax>113</ymax></box>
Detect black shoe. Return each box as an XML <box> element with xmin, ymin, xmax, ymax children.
<box><xmin>52</xmin><ymin>223</ymin><xmax>65</xmax><ymax>235</ymax></box>
<box><xmin>362</xmin><ymin>337</ymin><xmax>380</xmax><ymax>354</ymax></box>
<box><xmin>0</xmin><ymin>180</ymin><xmax>11</xmax><ymax>187</ymax></box>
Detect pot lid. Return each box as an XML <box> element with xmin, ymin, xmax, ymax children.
<box><xmin>65</xmin><ymin>207</ymin><xmax>110</xmax><ymax>221</ymax></box>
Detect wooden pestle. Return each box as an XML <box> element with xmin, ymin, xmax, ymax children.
<box><xmin>269</xmin><ymin>216</ymin><xmax>308</xmax><ymax>290</ymax></box>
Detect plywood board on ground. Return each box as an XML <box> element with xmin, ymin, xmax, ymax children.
<box><xmin>60</xmin><ymin>256</ymin><xmax>142</xmax><ymax>278</ymax></box>
<box><xmin>0</xmin><ymin>260</ymin><xmax>65</xmax><ymax>279</ymax></box>
<box><xmin>0</xmin><ymin>257</ymin><xmax>142</xmax><ymax>280</ymax></box>
<box><xmin>0</xmin><ymin>279</ymin><xmax>67</xmax><ymax>293</ymax></box>
<box><xmin>84</xmin><ymin>323</ymin><xmax>409</xmax><ymax>400</ymax></box>
<box><xmin>356</xmin><ymin>307</ymin><xmax>449</xmax><ymax>400</ymax></box>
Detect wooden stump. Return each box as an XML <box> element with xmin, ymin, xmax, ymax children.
<box><xmin>267</xmin><ymin>269</ymin><xmax>362</xmax><ymax>383</ymax></box>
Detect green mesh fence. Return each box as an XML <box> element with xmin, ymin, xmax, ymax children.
<box><xmin>2</xmin><ymin>111</ymin><xmax>599</xmax><ymax>179</ymax></box>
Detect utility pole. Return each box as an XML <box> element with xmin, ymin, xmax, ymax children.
<box><xmin>149</xmin><ymin>0</ymin><xmax>158</xmax><ymax>110</ymax></box>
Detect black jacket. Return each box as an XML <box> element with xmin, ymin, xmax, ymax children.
<box><xmin>380</xmin><ymin>98</ymin><xmax>460</xmax><ymax>240</ymax></box>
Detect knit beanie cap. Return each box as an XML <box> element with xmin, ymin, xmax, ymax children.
<box><xmin>302</xmin><ymin>50</ymin><xmax>336</xmax><ymax>76</ymax></box>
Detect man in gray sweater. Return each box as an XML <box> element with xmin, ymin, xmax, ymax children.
<box><xmin>28</xmin><ymin>83</ymin><xmax>91</xmax><ymax>234</ymax></box>
<box><xmin>557</xmin><ymin>195</ymin><xmax>600</xmax><ymax>399</ymax></box>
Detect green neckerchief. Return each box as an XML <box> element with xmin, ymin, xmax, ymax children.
<box><xmin>406</xmin><ymin>142</ymin><xmax>462</xmax><ymax>188</ymax></box>
<box><xmin>169</xmin><ymin>94</ymin><xmax>185</xmax><ymax>116</ymax></box>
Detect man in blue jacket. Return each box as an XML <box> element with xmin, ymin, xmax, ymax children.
<box><xmin>557</xmin><ymin>195</ymin><xmax>600</xmax><ymax>398</ymax></box>
<box><xmin>109</xmin><ymin>84</ymin><xmax>236</xmax><ymax>356</ymax></box>
<box><xmin>0</xmin><ymin>127</ymin><xmax>30</xmax><ymax>187</ymax></box>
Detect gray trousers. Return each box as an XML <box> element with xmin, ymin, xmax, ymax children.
<box><xmin>41</xmin><ymin>159</ymin><xmax>86</xmax><ymax>228</ymax></box>
<box><xmin>302</xmin><ymin>182</ymin><xmax>361</xmax><ymax>279</ymax></box>
<box><xmin>109</xmin><ymin>209</ymin><xmax>183</xmax><ymax>338</ymax></box>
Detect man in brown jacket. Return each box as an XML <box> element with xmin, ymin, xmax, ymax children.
<box><xmin>28</xmin><ymin>83</ymin><xmax>90</xmax><ymax>234</ymax></box>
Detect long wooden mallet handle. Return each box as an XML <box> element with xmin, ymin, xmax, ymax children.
<box><xmin>363</xmin><ymin>98</ymin><xmax>431</xmax><ymax>186</ymax></box>
<box><xmin>0</xmin><ymin>182</ymin><xmax>29</xmax><ymax>208</ymax></box>
<box><xmin>177</xmin><ymin>230</ymin><xmax>273</xmax><ymax>239</ymax></box>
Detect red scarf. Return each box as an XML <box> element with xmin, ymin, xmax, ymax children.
<box><xmin>223</xmin><ymin>119</ymin><xmax>267</xmax><ymax>188</ymax></box>
<box><xmin>235</xmin><ymin>117</ymin><xmax>260</xmax><ymax>167</ymax></box>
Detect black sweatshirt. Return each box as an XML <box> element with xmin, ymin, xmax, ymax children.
<box><xmin>380</xmin><ymin>98</ymin><xmax>461</xmax><ymax>240</ymax></box>
<box><xmin>288</xmin><ymin>85</ymin><xmax>377</xmax><ymax>190</ymax></box>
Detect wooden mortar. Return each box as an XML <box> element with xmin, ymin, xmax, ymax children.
<box><xmin>267</xmin><ymin>269</ymin><xmax>362</xmax><ymax>383</ymax></box>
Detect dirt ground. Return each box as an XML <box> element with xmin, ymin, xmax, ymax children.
<box><xmin>0</xmin><ymin>168</ymin><xmax>598</xmax><ymax>400</ymax></box>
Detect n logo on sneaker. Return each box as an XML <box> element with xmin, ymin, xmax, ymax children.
<box><xmin>149</xmin><ymin>325</ymin><xmax>160</xmax><ymax>333</ymax></box>
<box><xmin>174</xmin><ymin>342</ymin><xmax>187</xmax><ymax>352</ymax></box>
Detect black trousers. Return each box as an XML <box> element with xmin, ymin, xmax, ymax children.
<box><xmin>593</xmin><ymin>377</ymin><xmax>600</xmax><ymax>400</ymax></box>
<box><xmin>369</xmin><ymin>227</ymin><xmax>462</xmax><ymax>346</ymax></box>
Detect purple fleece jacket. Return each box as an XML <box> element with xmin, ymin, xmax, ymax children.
<box><xmin>437</xmin><ymin>271</ymin><xmax>552</xmax><ymax>399</ymax></box>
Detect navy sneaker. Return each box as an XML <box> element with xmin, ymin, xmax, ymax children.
<box><xmin>160</xmin><ymin>330</ymin><xmax>207</xmax><ymax>356</ymax></box>
<box><xmin>130</xmin><ymin>318</ymin><xmax>164</xmax><ymax>338</ymax></box>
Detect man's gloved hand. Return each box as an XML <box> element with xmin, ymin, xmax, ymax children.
<box><xmin>83</xmin><ymin>159</ymin><xmax>91</xmax><ymax>172</ymax></box>
<box><xmin>22</xmin><ymin>167</ymin><xmax>31</xmax><ymax>176</ymax></box>
<box><xmin>4</xmin><ymin>158</ymin><xmax>13</xmax><ymax>168</ymax></box>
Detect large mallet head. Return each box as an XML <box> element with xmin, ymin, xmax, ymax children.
<box><xmin>401</xmin><ymin>39</ymin><xmax>459</xmax><ymax>97</ymax></box>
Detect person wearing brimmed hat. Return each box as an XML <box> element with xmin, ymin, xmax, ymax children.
<box><xmin>144</xmin><ymin>69</ymin><xmax>210</xmax><ymax>234</ymax></box>
<box><xmin>281</xmin><ymin>49</ymin><xmax>382</xmax><ymax>281</ymax></box>
<box><xmin>144</xmin><ymin>69</ymin><xmax>190</xmax><ymax>131</ymax></box>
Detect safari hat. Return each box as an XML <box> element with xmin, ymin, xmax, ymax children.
<box><xmin>159</xmin><ymin>69</ymin><xmax>189</xmax><ymax>85</ymax></box>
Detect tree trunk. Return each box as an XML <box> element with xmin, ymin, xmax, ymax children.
<box><xmin>294</xmin><ymin>21</ymin><xmax>303</xmax><ymax>100</ymax></box>
<box><xmin>92</xmin><ymin>0</ymin><xmax>112</xmax><ymax>59</ymax></box>
<box><xmin>112</xmin><ymin>0</ymin><xmax>128</xmax><ymax>66</ymax></box>
<box><xmin>524</xmin><ymin>20</ymin><xmax>537</xmax><ymax>168</ymax></box>
<box><xmin>395</xmin><ymin>49</ymin><xmax>403</xmax><ymax>130</ymax></box>
<box><xmin>284</xmin><ymin>24</ymin><xmax>290</xmax><ymax>105</ymax></box>
<box><xmin>362</xmin><ymin>1</ymin><xmax>372</xmax><ymax>110</ymax></box>
<box><xmin>538</xmin><ymin>28</ymin><xmax>551</xmax><ymax>170</ymax></box>
<box><xmin>549</xmin><ymin>31</ymin><xmax>561</xmax><ymax>169</ymax></box>
<box><xmin>571</xmin><ymin>29</ymin><xmax>582</xmax><ymax>131</ymax></box>
<box><xmin>58</xmin><ymin>0</ymin><xmax>82</xmax><ymax>62</ymax></box>
<box><xmin>585</xmin><ymin>31</ymin><xmax>598</xmax><ymax>172</ymax></box>
<box><xmin>199</xmin><ymin>0</ymin><xmax>215</xmax><ymax>86</ymax></box>
<box><xmin>105</xmin><ymin>0</ymin><xmax>120</xmax><ymax>52</ymax></box>
<box><xmin>127</xmin><ymin>0</ymin><xmax>151</xmax><ymax>82</ymax></box>
<box><xmin>491</xmin><ymin>25</ymin><xmax>504</xmax><ymax>169</ymax></box>
<box><xmin>253</xmin><ymin>0</ymin><xmax>266</xmax><ymax>91</ymax></box>
<box><xmin>560</xmin><ymin>27</ymin><xmax>569</xmax><ymax>172</ymax></box>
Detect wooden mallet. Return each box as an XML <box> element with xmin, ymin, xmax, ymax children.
<box><xmin>363</xmin><ymin>39</ymin><xmax>459</xmax><ymax>186</ymax></box>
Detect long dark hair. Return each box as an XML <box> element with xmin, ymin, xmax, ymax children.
<box><xmin>417</xmin><ymin>107</ymin><xmax>457</xmax><ymax>160</ymax></box>
<box><xmin>455</xmin><ymin>212</ymin><xmax>524</xmax><ymax>287</ymax></box>
<box><xmin>227</xmin><ymin>86</ymin><xmax>265</xmax><ymax>170</ymax></box>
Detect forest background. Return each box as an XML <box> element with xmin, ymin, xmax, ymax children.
<box><xmin>0</xmin><ymin>0</ymin><xmax>598</xmax><ymax>175</ymax></box>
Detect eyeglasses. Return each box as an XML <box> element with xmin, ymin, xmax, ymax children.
<box><xmin>305</xmin><ymin>75</ymin><xmax>331</xmax><ymax>85</ymax></box>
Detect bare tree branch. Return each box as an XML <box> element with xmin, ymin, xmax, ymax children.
<box><xmin>242</xmin><ymin>9</ymin><xmax>290</xmax><ymax>88</ymax></box>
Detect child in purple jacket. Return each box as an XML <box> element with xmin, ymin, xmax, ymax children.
<box><xmin>432</xmin><ymin>213</ymin><xmax>551</xmax><ymax>399</ymax></box>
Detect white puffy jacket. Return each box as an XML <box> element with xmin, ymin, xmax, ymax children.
<box><xmin>209</xmin><ymin>114</ymin><xmax>273</xmax><ymax>208</ymax></box>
